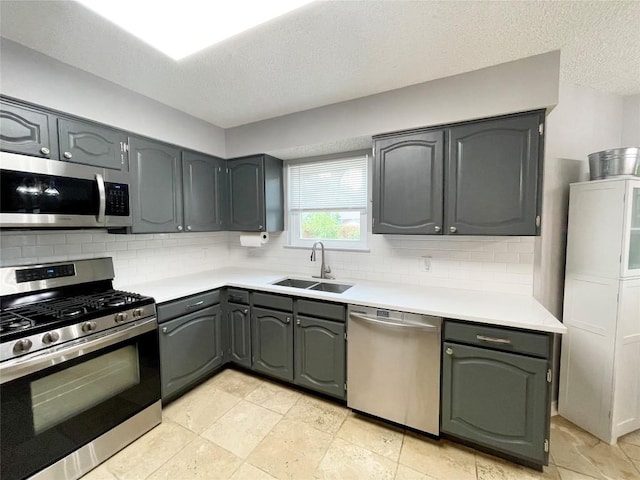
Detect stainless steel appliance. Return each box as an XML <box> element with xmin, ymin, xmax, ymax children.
<box><xmin>347</xmin><ymin>305</ymin><xmax>442</xmax><ymax>435</ymax></box>
<box><xmin>0</xmin><ymin>151</ymin><xmax>131</xmax><ymax>228</ymax></box>
<box><xmin>0</xmin><ymin>257</ymin><xmax>160</xmax><ymax>480</ymax></box>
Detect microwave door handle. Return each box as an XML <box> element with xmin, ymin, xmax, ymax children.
<box><xmin>96</xmin><ymin>173</ymin><xmax>106</xmax><ymax>223</ymax></box>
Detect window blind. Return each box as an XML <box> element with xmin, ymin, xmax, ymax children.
<box><xmin>289</xmin><ymin>156</ymin><xmax>367</xmax><ymax>210</ymax></box>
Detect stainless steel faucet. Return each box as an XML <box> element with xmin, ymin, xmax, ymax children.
<box><xmin>311</xmin><ymin>241</ymin><xmax>333</xmax><ymax>279</ymax></box>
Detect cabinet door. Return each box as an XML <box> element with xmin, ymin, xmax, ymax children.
<box><xmin>182</xmin><ymin>151</ymin><xmax>225</xmax><ymax>232</ymax></box>
<box><xmin>441</xmin><ymin>342</ymin><xmax>549</xmax><ymax>465</ymax></box>
<box><xmin>294</xmin><ymin>315</ymin><xmax>345</xmax><ymax>399</ymax></box>
<box><xmin>57</xmin><ymin>118</ymin><xmax>127</xmax><ymax>171</ymax></box>
<box><xmin>227</xmin><ymin>156</ymin><xmax>264</xmax><ymax>231</ymax></box>
<box><xmin>0</xmin><ymin>100</ymin><xmax>56</xmax><ymax>158</ymax></box>
<box><xmin>373</xmin><ymin>130</ymin><xmax>444</xmax><ymax>234</ymax></box>
<box><xmin>447</xmin><ymin>113</ymin><xmax>541</xmax><ymax>235</ymax></box>
<box><xmin>251</xmin><ymin>307</ymin><xmax>293</xmax><ymax>381</ymax></box>
<box><xmin>228</xmin><ymin>302</ymin><xmax>251</xmax><ymax>368</ymax></box>
<box><xmin>129</xmin><ymin>136</ymin><xmax>183</xmax><ymax>233</ymax></box>
<box><xmin>159</xmin><ymin>305</ymin><xmax>223</xmax><ymax>400</ymax></box>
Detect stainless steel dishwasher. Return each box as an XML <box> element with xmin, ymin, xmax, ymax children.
<box><xmin>347</xmin><ymin>305</ymin><xmax>442</xmax><ymax>435</ymax></box>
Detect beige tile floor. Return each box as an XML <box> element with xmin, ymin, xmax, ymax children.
<box><xmin>83</xmin><ymin>368</ymin><xmax>640</xmax><ymax>480</ymax></box>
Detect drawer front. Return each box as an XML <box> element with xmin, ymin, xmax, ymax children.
<box><xmin>444</xmin><ymin>320</ymin><xmax>550</xmax><ymax>358</ymax></box>
<box><xmin>157</xmin><ymin>290</ymin><xmax>220</xmax><ymax>322</ymax></box>
<box><xmin>226</xmin><ymin>288</ymin><xmax>250</xmax><ymax>304</ymax></box>
<box><xmin>296</xmin><ymin>299</ymin><xmax>345</xmax><ymax>322</ymax></box>
<box><xmin>252</xmin><ymin>292</ymin><xmax>293</xmax><ymax>312</ymax></box>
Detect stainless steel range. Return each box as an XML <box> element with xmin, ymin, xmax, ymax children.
<box><xmin>0</xmin><ymin>257</ymin><xmax>161</xmax><ymax>480</ymax></box>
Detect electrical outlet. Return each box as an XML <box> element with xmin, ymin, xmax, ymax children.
<box><xmin>421</xmin><ymin>256</ymin><xmax>431</xmax><ymax>271</ymax></box>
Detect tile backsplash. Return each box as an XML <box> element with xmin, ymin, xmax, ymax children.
<box><xmin>0</xmin><ymin>230</ymin><xmax>230</xmax><ymax>287</ymax></box>
<box><xmin>1</xmin><ymin>230</ymin><xmax>534</xmax><ymax>294</ymax></box>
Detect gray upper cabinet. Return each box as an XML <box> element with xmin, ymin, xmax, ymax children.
<box><xmin>129</xmin><ymin>136</ymin><xmax>183</xmax><ymax>233</ymax></box>
<box><xmin>294</xmin><ymin>315</ymin><xmax>345</xmax><ymax>399</ymax></box>
<box><xmin>182</xmin><ymin>151</ymin><xmax>225</xmax><ymax>232</ymax></box>
<box><xmin>372</xmin><ymin>111</ymin><xmax>543</xmax><ymax>236</ymax></box>
<box><xmin>373</xmin><ymin>130</ymin><xmax>444</xmax><ymax>234</ymax></box>
<box><xmin>251</xmin><ymin>306</ymin><xmax>293</xmax><ymax>381</ymax></box>
<box><xmin>447</xmin><ymin>113</ymin><xmax>542</xmax><ymax>235</ymax></box>
<box><xmin>227</xmin><ymin>154</ymin><xmax>284</xmax><ymax>232</ymax></box>
<box><xmin>57</xmin><ymin>117</ymin><xmax>128</xmax><ymax>171</ymax></box>
<box><xmin>0</xmin><ymin>100</ymin><xmax>57</xmax><ymax>158</ymax></box>
<box><xmin>227</xmin><ymin>301</ymin><xmax>252</xmax><ymax>368</ymax></box>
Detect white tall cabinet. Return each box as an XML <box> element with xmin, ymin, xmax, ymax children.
<box><xmin>559</xmin><ymin>178</ymin><xmax>640</xmax><ymax>444</ymax></box>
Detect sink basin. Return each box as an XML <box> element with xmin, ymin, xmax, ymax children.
<box><xmin>271</xmin><ymin>277</ymin><xmax>353</xmax><ymax>294</ymax></box>
<box><xmin>272</xmin><ymin>278</ymin><xmax>318</xmax><ymax>288</ymax></box>
<box><xmin>308</xmin><ymin>282</ymin><xmax>353</xmax><ymax>294</ymax></box>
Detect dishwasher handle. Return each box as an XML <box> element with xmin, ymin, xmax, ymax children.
<box><xmin>349</xmin><ymin>312</ymin><xmax>440</xmax><ymax>331</ymax></box>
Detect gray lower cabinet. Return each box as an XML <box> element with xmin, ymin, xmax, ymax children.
<box><xmin>373</xmin><ymin>130</ymin><xmax>444</xmax><ymax>234</ymax></box>
<box><xmin>294</xmin><ymin>315</ymin><xmax>345</xmax><ymax>399</ymax></box>
<box><xmin>57</xmin><ymin>117</ymin><xmax>128</xmax><ymax>171</ymax></box>
<box><xmin>182</xmin><ymin>150</ymin><xmax>226</xmax><ymax>231</ymax></box>
<box><xmin>129</xmin><ymin>136</ymin><xmax>183</xmax><ymax>233</ymax></box>
<box><xmin>0</xmin><ymin>99</ymin><xmax>57</xmax><ymax>158</ymax></box>
<box><xmin>227</xmin><ymin>155</ymin><xmax>284</xmax><ymax>232</ymax></box>
<box><xmin>158</xmin><ymin>304</ymin><xmax>223</xmax><ymax>400</ymax></box>
<box><xmin>441</xmin><ymin>321</ymin><xmax>551</xmax><ymax>467</ymax></box>
<box><xmin>251</xmin><ymin>306</ymin><xmax>293</xmax><ymax>381</ymax></box>
<box><xmin>227</xmin><ymin>301</ymin><xmax>252</xmax><ymax>367</ymax></box>
<box><xmin>447</xmin><ymin>113</ymin><xmax>542</xmax><ymax>235</ymax></box>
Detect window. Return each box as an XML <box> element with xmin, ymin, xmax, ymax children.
<box><xmin>288</xmin><ymin>154</ymin><xmax>368</xmax><ymax>250</ymax></box>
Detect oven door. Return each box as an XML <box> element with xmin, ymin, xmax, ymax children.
<box><xmin>0</xmin><ymin>318</ymin><xmax>160</xmax><ymax>480</ymax></box>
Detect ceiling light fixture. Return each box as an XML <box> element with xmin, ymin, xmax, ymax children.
<box><xmin>75</xmin><ymin>0</ymin><xmax>313</xmax><ymax>61</ymax></box>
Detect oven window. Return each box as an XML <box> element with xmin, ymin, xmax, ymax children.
<box><xmin>31</xmin><ymin>345</ymin><xmax>140</xmax><ymax>434</ymax></box>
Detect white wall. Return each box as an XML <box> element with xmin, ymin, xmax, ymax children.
<box><xmin>622</xmin><ymin>94</ymin><xmax>640</xmax><ymax>146</ymax></box>
<box><xmin>225</xmin><ymin>51</ymin><xmax>560</xmax><ymax>158</ymax></box>
<box><xmin>534</xmin><ymin>82</ymin><xmax>624</xmax><ymax>320</ymax></box>
<box><xmin>0</xmin><ymin>39</ymin><xmax>226</xmax><ymax>157</ymax></box>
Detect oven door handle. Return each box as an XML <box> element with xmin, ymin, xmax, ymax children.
<box><xmin>0</xmin><ymin>318</ymin><xmax>157</xmax><ymax>385</ymax></box>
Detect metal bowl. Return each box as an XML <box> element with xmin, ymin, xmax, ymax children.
<box><xmin>588</xmin><ymin>147</ymin><xmax>640</xmax><ymax>180</ymax></box>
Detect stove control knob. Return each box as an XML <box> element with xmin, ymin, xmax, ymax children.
<box><xmin>115</xmin><ymin>312</ymin><xmax>128</xmax><ymax>323</ymax></box>
<box><xmin>132</xmin><ymin>308</ymin><xmax>143</xmax><ymax>318</ymax></box>
<box><xmin>81</xmin><ymin>321</ymin><xmax>97</xmax><ymax>333</ymax></box>
<box><xmin>42</xmin><ymin>331</ymin><xmax>60</xmax><ymax>344</ymax></box>
<box><xmin>13</xmin><ymin>339</ymin><xmax>33</xmax><ymax>354</ymax></box>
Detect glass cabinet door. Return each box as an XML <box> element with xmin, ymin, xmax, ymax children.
<box><xmin>628</xmin><ymin>186</ymin><xmax>640</xmax><ymax>273</ymax></box>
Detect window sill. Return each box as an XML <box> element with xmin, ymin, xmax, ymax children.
<box><xmin>283</xmin><ymin>245</ymin><xmax>370</xmax><ymax>253</ymax></box>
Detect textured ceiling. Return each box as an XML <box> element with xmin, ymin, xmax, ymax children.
<box><xmin>1</xmin><ymin>0</ymin><xmax>639</xmax><ymax>128</ymax></box>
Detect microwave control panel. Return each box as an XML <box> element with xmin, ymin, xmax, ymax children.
<box><xmin>105</xmin><ymin>182</ymin><xmax>130</xmax><ymax>216</ymax></box>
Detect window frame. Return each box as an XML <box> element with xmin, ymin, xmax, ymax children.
<box><xmin>286</xmin><ymin>152</ymin><xmax>370</xmax><ymax>251</ymax></box>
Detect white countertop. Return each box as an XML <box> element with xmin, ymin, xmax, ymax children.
<box><xmin>120</xmin><ymin>267</ymin><xmax>566</xmax><ymax>334</ymax></box>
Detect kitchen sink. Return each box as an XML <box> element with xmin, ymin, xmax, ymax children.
<box><xmin>308</xmin><ymin>282</ymin><xmax>353</xmax><ymax>293</ymax></box>
<box><xmin>272</xmin><ymin>278</ymin><xmax>319</xmax><ymax>289</ymax></box>
<box><xmin>271</xmin><ymin>277</ymin><xmax>353</xmax><ymax>294</ymax></box>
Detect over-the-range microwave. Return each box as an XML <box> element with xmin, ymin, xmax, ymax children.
<box><xmin>0</xmin><ymin>151</ymin><xmax>131</xmax><ymax>228</ymax></box>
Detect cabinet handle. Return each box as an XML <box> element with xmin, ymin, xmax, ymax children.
<box><xmin>40</xmin><ymin>146</ymin><xmax>50</xmax><ymax>155</ymax></box>
<box><xmin>187</xmin><ymin>300</ymin><xmax>204</xmax><ymax>309</ymax></box>
<box><xmin>476</xmin><ymin>335</ymin><xmax>511</xmax><ymax>345</ymax></box>
<box><xmin>63</xmin><ymin>151</ymin><xmax>73</xmax><ymax>159</ymax></box>
<box><xmin>446</xmin><ymin>347</ymin><xmax>453</xmax><ymax>355</ymax></box>
<box><xmin>258</xmin><ymin>225</ymin><xmax>263</xmax><ymax>230</ymax></box>
<box><xmin>434</xmin><ymin>225</ymin><xmax>441</xmax><ymax>232</ymax></box>
<box><xmin>161</xmin><ymin>327</ymin><xmax>168</xmax><ymax>333</ymax></box>
<box><xmin>243</xmin><ymin>309</ymin><xmax>249</xmax><ymax>314</ymax></box>
<box><xmin>284</xmin><ymin>317</ymin><xmax>291</xmax><ymax>324</ymax></box>
<box><xmin>449</xmin><ymin>226</ymin><xmax>457</xmax><ymax>233</ymax></box>
<box><xmin>186</xmin><ymin>225</ymin><xmax>192</xmax><ymax>231</ymax></box>
<box><xmin>296</xmin><ymin>318</ymin><xmax>301</xmax><ymax>326</ymax></box>
<box><xmin>177</xmin><ymin>225</ymin><xmax>183</xmax><ymax>231</ymax></box>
